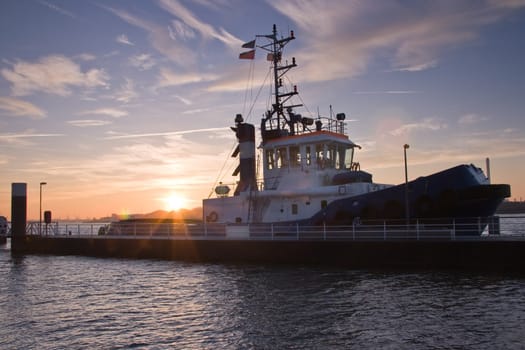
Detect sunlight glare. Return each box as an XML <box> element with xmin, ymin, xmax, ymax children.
<box><xmin>162</xmin><ymin>193</ymin><xmax>187</xmax><ymax>211</ymax></box>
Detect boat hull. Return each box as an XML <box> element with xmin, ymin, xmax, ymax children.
<box><xmin>305</xmin><ymin>165</ymin><xmax>510</xmax><ymax>234</ymax></box>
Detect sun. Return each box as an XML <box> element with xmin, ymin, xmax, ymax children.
<box><xmin>162</xmin><ymin>193</ymin><xmax>187</xmax><ymax>211</ymax></box>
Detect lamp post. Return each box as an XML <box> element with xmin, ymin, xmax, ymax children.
<box><xmin>403</xmin><ymin>144</ymin><xmax>409</xmax><ymax>225</ymax></box>
<box><xmin>39</xmin><ymin>182</ymin><xmax>47</xmax><ymax>235</ymax></box>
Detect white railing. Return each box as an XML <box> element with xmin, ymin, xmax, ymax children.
<box><xmin>2</xmin><ymin>216</ymin><xmax>523</xmax><ymax>241</ymax></box>
<box><xmin>24</xmin><ymin>222</ymin><xmax>110</xmax><ymax>236</ymax></box>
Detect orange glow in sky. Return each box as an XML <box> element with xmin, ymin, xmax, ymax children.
<box><xmin>161</xmin><ymin>193</ymin><xmax>188</xmax><ymax>212</ymax></box>
<box><xmin>1</xmin><ymin>1</ymin><xmax>524</xmax><ymax>220</ymax></box>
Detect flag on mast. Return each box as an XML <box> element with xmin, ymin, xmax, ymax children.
<box><xmin>239</xmin><ymin>49</ymin><xmax>255</xmax><ymax>59</ymax></box>
<box><xmin>242</xmin><ymin>39</ymin><xmax>256</xmax><ymax>48</ymax></box>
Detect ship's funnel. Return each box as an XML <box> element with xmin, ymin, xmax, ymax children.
<box><xmin>232</xmin><ymin>115</ymin><xmax>256</xmax><ymax>195</ymax></box>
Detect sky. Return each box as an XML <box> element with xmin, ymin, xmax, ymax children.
<box><xmin>1</xmin><ymin>0</ymin><xmax>524</xmax><ymax>220</ymax></box>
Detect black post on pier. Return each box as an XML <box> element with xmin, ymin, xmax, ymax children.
<box><xmin>11</xmin><ymin>183</ymin><xmax>27</xmax><ymax>241</ymax></box>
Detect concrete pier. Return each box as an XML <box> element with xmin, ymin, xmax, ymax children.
<box><xmin>10</xmin><ymin>235</ymin><xmax>525</xmax><ymax>272</ymax></box>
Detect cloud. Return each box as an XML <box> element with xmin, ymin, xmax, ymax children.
<box><xmin>106</xmin><ymin>0</ymin><xmax>241</xmax><ymax>69</ymax></box>
<box><xmin>116</xmin><ymin>34</ymin><xmax>134</xmax><ymax>46</ymax></box>
<box><xmin>0</xmin><ymin>96</ymin><xmax>47</xmax><ymax>119</ymax></box>
<box><xmin>269</xmin><ymin>0</ymin><xmax>525</xmax><ymax>80</ymax></box>
<box><xmin>158</xmin><ymin>0</ymin><xmax>239</xmax><ymax>46</ymax></box>
<box><xmin>78</xmin><ymin>108</ymin><xmax>128</xmax><ymax>118</ymax></box>
<box><xmin>488</xmin><ymin>0</ymin><xmax>525</xmax><ymax>9</ymax></box>
<box><xmin>392</xmin><ymin>61</ymin><xmax>438</xmax><ymax>72</ymax></box>
<box><xmin>353</xmin><ymin>90</ymin><xmax>420</xmax><ymax>95</ymax></box>
<box><xmin>105</xmin><ymin>6</ymin><xmax>198</xmax><ymax>67</ymax></box>
<box><xmin>23</xmin><ymin>132</ymin><xmax>233</xmax><ymax>204</ymax></box>
<box><xmin>0</xmin><ymin>130</ymin><xmax>63</xmax><ymax>146</ymax></box>
<box><xmin>1</xmin><ymin>55</ymin><xmax>109</xmax><ymax>96</ymax></box>
<box><xmin>114</xmin><ymin>78</ymin><xmax>137</xmax><ymax>103</ymax></box>
<box><xmin>174</xmin><ymin>95</ymin><xmax>192</xmax><ymax>105</ymax></box>
<box><xmin>156</xmin><ymin>67</ymin><xmax>218</xmax><ymax>88</ymax></box>
<box><xmin>129</xmin><ymin>53</ymin><xmax>156</xmax><ymax>70</ymax></box>
<box><xmin>389</xmin><ymin>118</ymin><xmax>447</xmax><ymax>136</ymax></box>
<box><xmin>458</xmin><ymin>113</ymin><xmax>488</xmax><ymax>125</ymax></box>
<box><xmin>104</xmin><ymin>126</ymin><xmax>228</xmax><ymax>140</ymax></box>
<box><xmin>38</xmin><ymin>0</ymin><xmax>76</xmax><ymax>19</ymax></box>
<box><xmin>68</xmin><ymin>120</ymin><xmax>113</xmax><ymax>127</ymax></box>
<box><xmin>169</xmin><ymin>20</ymin><xmax>196</xmax><ymax>41</ymax></box>
<box><xmin>75</xmin><ymin>53</ymin><xmax>97</xmax><ymax>61</ymax></box>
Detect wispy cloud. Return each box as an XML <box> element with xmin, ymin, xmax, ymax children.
<box><xmin>391</xmin><ymin>61</ymin><xmax>438</xmax><ymax>72</ymax></box>
<box><xmin>169</xmin><ymin>20</ymin><xmax>196</xmax><ymax>41</ymax></box>
<box><xmin>116</xmin><ymin>34</ymin><xmax>134</xmax><ymax>46</ymax></box>
<box><xmin>270</xmin><ymin>0</ymin><xmax>525</xmax><ymax>80</ymax></box>
<box><xmin>114</xmin><ymin>78</ymin><xmax>137</xmax><ymax>103</ymax></box>
<box><xmin>129</xmin><ymin>53</ymin><xmax>156</xmax><ymax>70</ymax></box>
<box><xmin>157</xmin><ymin>67</ymin><xmax>218</xmax><ymax>88</ymax></box>
<box><xmin>1</xmin><ymin>55</ymin><xmax>108</xmax><ymax>96</ymax></box>
<box><xmin>174</xmin><ymin>95</ymin><xmax>192</xmax><ymax>105</ymax></box>
<box><xmin>105</xmin><ymin>0</ymin><xmax>241</xmax><ymax>69</ymax></box>
<box><xmin>38</xmin><ymin>0</ymin><xmax>76</xmax><ymax>19</ymax></box>
<box><xmin>0</xmin><ymin>96</ymin><xmax>47</xmax><ymax>119</ymax></box>
<box><xmin>33</xmin><ymin>135</ymin><xmax>232</xmax><ymax>201</ymax></box>
<box><xmin>105</xmin><ymin>6</ymin><xmax>198</xmax><ymax>67</ymax></box>
<box><xmin>104</xmin><ymin>127</ymin><xmax>228</xmax><ymax>140</ymax></box>
<box><xmin>78</xmin><ymin>108</ymin><xmax>128</xmax><ymax>118</ymax></box>
<box><xmin>353</xmin><ymin>90</ymin><xmax>421</xmax><ymax>95</ymax></box>
<box><xmin>458</xmin><ymin>113</ymin><xmax>488</xmax><ymax>125</ymax></box>
<box><xmin>75</xmin><ymin>53</ymin><xmax>96</xmax><ymax>61</ymax></box>
<box><xmin>158</xmin><ymin>0</ymin><xmax>239</xmax><ymax>46</ymax></box>
<box><xmin>389</xmin><ymin>118</ymin><xmax>447</xmax><ymax>136</ymax></box>
<box><xmin>68</xmin><ymin>120</ymin><xmax>113</xmax><ymax>127</ymax></box>
<box><xmin>0</xmin><ymin>131</ymin><xmax>63</xmax><ymax>146</ymax></box>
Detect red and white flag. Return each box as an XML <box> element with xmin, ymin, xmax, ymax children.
<box><xmin>239</xmin><ymin>49</ymin><xmax>255</xmax><ymax>60</ymax></box>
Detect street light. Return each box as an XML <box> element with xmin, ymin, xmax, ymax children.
<box><xmin>403</xmin><ymin>144</ymin><xmax>409</xmax><ymax>224</ymax></box>
<box><xmin>39</xmin><ymin>182</ymin><xmax>47</xmax><ymax>235</ymax></box>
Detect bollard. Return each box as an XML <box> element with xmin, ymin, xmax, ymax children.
<box><xmin>11</xmin><ymin>183</ymin><xmax>27</xmax><ymax>237</ymax></box>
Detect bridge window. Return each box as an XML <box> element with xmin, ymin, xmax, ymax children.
<box><xmin>277</xmin><ymin>147</ymin><xmax>288</xmax><ymax>168</ymax></box>
<box><xmin>290</xmin><ymin>146</ymin><xmax>300</xmax><ymax>167</ymax></box>
<box><xmin>336</xmin><ymin>146</ymin><xmax>345</xmax><ymax>169</ymax></box>
<box><xmin>266</xmin><ymin>149</ymin><xmax>275</xmax><ymax>170</ymax></box>
<box><xmin>326</xmin><ymin>144</ymin><xmax>336</xmax><ymax>168</ymax></box>
<box><xmin>345</xmin><ymin>147</ymin><xmax>354</xmax><ymax>169</ymax></box>
<box><xmin>316</xmin><ymin>144</ymin><xmax>324</xmax><ymax>168</ymax></box>
<box><xmin>291</xmin><ymin>204</ymin><xmax>298</xmax><ymax>215</ymax></box>
<box><xmin>305</xmin><ymin>146</ymin><xmax>311</xmax><ymax>165</ymax></box>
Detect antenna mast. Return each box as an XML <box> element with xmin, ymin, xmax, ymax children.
<box><xmin>257</xmin><ymin>24</ymin><xmax>301</xmax><ymax>142</ymax></box>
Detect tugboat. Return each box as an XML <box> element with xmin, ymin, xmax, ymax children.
<box><xmin>11</xmin><ymin>26</ymin><xmax>522</xmax><ymax>269</ymax></box>
<box><xmin>203</xmin><ymin>25</ymin><xmax>510</xmax><ymax>233</ymax></box>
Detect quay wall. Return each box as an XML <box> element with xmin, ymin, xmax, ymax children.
<box><xmin>10</xmin><ymin>235</ymin><xmax>525</xmax><ymax>272</ymax></box>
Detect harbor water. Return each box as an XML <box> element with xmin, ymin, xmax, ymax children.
<box><xmin>1</xmin><ymin>242</ymin><xmax>524</xmax><ymax>349</ymax></box>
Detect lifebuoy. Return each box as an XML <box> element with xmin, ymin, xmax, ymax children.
<box><xmin>208</xmin><ymin>211</ymin><xmax>218</xmax><ymax>222</ymax></box>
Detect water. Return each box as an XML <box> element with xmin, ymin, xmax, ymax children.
<box><xmin>1</xmin><ymin>243</ymin><xmax>524</xmax><ymax>349</ymax></box>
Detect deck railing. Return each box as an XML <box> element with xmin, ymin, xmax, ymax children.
<box><xmin>7</xmin><ymin>216</ymin><xmax>523</xmax><ymax>241</ymax></box>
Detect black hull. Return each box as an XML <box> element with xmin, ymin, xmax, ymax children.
<box><xmin>307</xmin><ymin>165</ymin><xmax>510</xmax><ymax>234</ymax></box>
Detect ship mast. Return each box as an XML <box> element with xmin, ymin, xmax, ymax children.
<box><xmin>257</xmin><ymin>24</ymin><xmax>302</xmax><ymax>142</ymax></box>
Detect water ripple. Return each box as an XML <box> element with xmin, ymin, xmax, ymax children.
<box><xmin>1</xmin><ymin>251</ymin><xmax>524</xmax><ymax>349</ymax></box>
